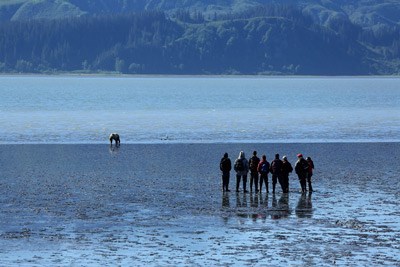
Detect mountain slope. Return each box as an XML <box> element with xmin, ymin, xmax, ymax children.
<box><xmin>0</xmin><ymin>0</ymin><xmax>399</xmax><ymax>75</ymax></box>
<box><xmin>11</xmin><ymin>0</ymin><xmax>84</xmax><ymax>21</ymax></box>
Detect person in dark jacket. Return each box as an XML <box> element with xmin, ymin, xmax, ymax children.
<box><xmin>281</xmin><ymin>156</ymin><xmax>293</xmax><ymax>193</ymax></box>
<box><xmin>220</xmin><ymin>152</ymin><xmax>232</xmax><ymax>192</ymax></box>
<box><xmin>234</xmin><ymin>151</ymin><xmax>249</xmax><ymax>193</ymax></box>
<box><xmin>249</xmin><ymin>151</ymin><xmax>260</xmax><ymax>192</ymax></box>
<box><xmin>295</xmin><ymin>153</ymin><xmax>308</xmax><ymax>193</ymax></box>
<box><xmin>306</xmin><ymin>157</ymin><xmax>314</xmax><ymax>192</ymax></box>
<box><xmin>270</xmin><ymin>154</ymin><xmax>283</xmax><ymax>193</ymax></box>
<box><xmin>257</xmin><ymin>155</ymin><xmax>270</xmax><ymax>193</ymax></box>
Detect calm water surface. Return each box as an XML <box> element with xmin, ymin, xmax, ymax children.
<box><xmin>0</xmin><ymin>75</ymin><xmax>399</xmax><ymax>143</ymax></box>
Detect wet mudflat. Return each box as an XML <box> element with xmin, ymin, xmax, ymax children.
<box><xmin>0</xmin><ymin>143</ymin><xmax>399</xmax><ymax>266</ymax></box>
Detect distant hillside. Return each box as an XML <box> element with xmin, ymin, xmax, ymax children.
<box><xmin>0</xmin><ymin>1</ymin><xmax>399</xmax><ymax>75</ymax></box>
<box><xmin>2</xmin><ymin>0</ymin><xmax>400</xmax><ymax>27</ymax></box>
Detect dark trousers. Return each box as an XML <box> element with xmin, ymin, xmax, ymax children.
<box><xmin>279</xmin><ymin>174</ymin><xmax>289</xmax><ymax>193</ymax></box>
<box><xmin>298</xmin><ymin>173</ymin><xmax>307</xmax><ymax>193</ymax></box>
<box><xmin>307</xmin><ymin>173</ymin><xmax>313</xmax><ymax>192</ymax></box>
<box><xmin>236</xmin><ymin>174</ymin><xmax>247</xmax><ymax>192</ymax></box>
<box><xmin>272</xmin><ymin>173</ymin><xmax>280</xmax><ymax>193</ymax></box>
<box><xmin>222</xmin><ymin>172</ymin><xmax>230</xmax><ymax>191</ymax></box>
<box><xmin>250</xmin><ymin>171</ymin><xmax>259</xmax><ymax>192</ymax></box>
<box><xmin>259</xmin><ymin>173</ymin><xmax>268</xmax><ymax>193</ymax></box>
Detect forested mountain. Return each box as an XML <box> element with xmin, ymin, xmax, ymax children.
<box><xmin>0</xmin><ymin>0</ymin><xmax>399</xmax><ymax>75</ymax></box>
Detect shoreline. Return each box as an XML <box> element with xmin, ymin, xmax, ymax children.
<box><xmin>1</xmin><ymin>73</ymin><xmax>400</xmax><ymax>79</ymax></box>
<box><xmin>1</xmin><ymin>140</ymin><xmax>400</xmax><ymax>144</ymax></box>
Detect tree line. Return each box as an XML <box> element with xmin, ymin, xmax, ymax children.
<box><xmin>0</xmin><ymin>5</ymin><xmax>398</xmax><ymax>75</ymax></box>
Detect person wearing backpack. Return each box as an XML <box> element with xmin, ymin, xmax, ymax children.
<box><xmin>281</xmin><ymin>155</ymin><xmax>293</xmax><ymax>193</ymax></box>
<box><xmin>306</xmin><ymin>157</ymin><xmax>314</xmax><ymax>192</ymax></box>
<box><xmin>220</xmin><ymin>152</ymin><xmax>232</xmax><ymax>192</ymax></box>
<box><xmin>270</xmin><ymin>154</ymin><xmax>283</xmax><ymax>194</ymax></box>
<box><xmin>295</xmin><ymin>153</ymin><xmax>309</xmax><ymax>193</ymax></box>
<box><xmin>257</xmin><ymin>154</ymin><xmax>270</xmax><ymax>193</ymax></box>
<box><xmin>234</xmin><ymin>151</ymin><xmax>249</xmax><ymax>193</ymax></box>
<box><xmin>249</xmin><ymin>151</ymin><xmax>260</xmax><ymax>192</ymax></box>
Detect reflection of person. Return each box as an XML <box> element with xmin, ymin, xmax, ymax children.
<box><xmin>270</xmin><ymin>154</ymin><xmax>283</xmax><ymax>193</ymax></box>
<box><xmin>249</xmin><ymin>151</ymin><xmax>260</xmax><ymax>192</ymax></box>
<box><xmin>306</xmin><ymin>157</ymin><xmax>314</xmax><ymax>192</ymax></box>
<box><xmin>295</xmin><ymin>193</ymin><xmax>313</xmax><ymax>218</ymax></box>
<box><xmin>234</xmin><ymin>151</ymin><xmax>249</xmax><ymax>193</ymax></box>
<box><xmin>235</xmin><ymin>192</ymin><xmax>248</xmax><ymax>208</ymax></box>
<box><xmin>221</xmin><ymin>192</ymin><xmax>230</xmax><ymax>224</ymax></box>
<box><xmin>250</xmin><ymin>193</ymin><xmax>259</xmax><ymax>208</ymax></box>
<box><xmin>220</xmin><ymin>152</ymin><xmax>232</xmax><ymax>192</ymax></box>
<box><xmin>281</xmin><ymin>156</ymin><xmax>293</xmax><ymax>193</ymax></box>
<box><xmin>257</xmin><ymin>155</ymin><xmax>270</xmax><ymax>193</ymax></box>
<box><xmin>260</xmin><ymin>193</ymin><xmax>268</xmax><ymax>208</ymax></box>
<box><xmin>295</xmin><ymin>153</ymin><xmax>308</xmax><ymax>193</ymax></box>
<box><xmin>270</xmin><ymin>193</ymin><xmax>278</xmax><ymax>219</ymax></box>
<box><xmin>270</xmin><ymin>194</ymin><xmax>290</xmax><ymax>219</ymax></box>
<box><xmin>278</xmin><ymin>194</ymin><xmax>290</xmax><ymax>218</ymax></box>
<box><xmin>222</xmin><ymin>192</ymin><xmax>230</xmax><ymax>208</ymax></box>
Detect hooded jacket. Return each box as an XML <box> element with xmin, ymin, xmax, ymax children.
<box><xmin>234</xmin><ymin>151</ymin><xmax>249</xmax><ymax>176</ymax></box>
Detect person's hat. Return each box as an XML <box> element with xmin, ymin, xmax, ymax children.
<box><xmin>282</xmin><ymin>156</ymin><xmax>287</xmax><ymax>161</ymax></box>
<box><xmin>297</xmin><ymin>153</ymin><xmax>303</xmax><ymax>158</ymax></box>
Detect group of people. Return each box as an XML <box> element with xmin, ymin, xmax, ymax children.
<box><xmin>219</xmin><ymin>151</ymin><xmax>314</xmax><ymax>194</ymax></box>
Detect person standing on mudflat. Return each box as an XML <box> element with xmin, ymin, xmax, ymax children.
<box><xmin>257</xmin><ymin>154</ymin><xmax>270</xmax><ymax>193</ymax></box>
<box><xmin>220</xmin><ymin>152</ymin><xmax>232</xmax><ymax>192</ymax></box>
<box><xmin>281</xmin><ymin>156</ymin><xmax>293</xmax><ymax>193</ymax></box>
<box><xmin>270</xmin><ymin>154</ymin><xmax>283</xmax><ymax>194</ymax></box>
<box><xmin>249</xmin><ymin>151</ymin><xmax>260</xmax><ymax>192</ymax></box>
<box><xmin>306</xmin><ymin>157</ymin><xmax>314</xmax><ymax>192</ymax></box>
<box><xmin>234</xmin><ymin>151</ymin><xmax>249</xmax><ymax>193</ymax></box>
<box><xmin>295</xmin><ymin>154</ymin><xmax>309</xmax><ymax>193</ymax></box>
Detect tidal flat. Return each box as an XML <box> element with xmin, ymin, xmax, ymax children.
<box><xmin>0</xmin><ymin>143</ymin><xmax>399</xmax><ymax>266</ymax></box>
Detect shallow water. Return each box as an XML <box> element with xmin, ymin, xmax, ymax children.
<box><xmin>0</xmin><ymin>76</ymin><xmax>399</xmax><ymax>143</ymax></box>
<box><xmin>0</xmin><ymin>143</ymin><xmax>399</xmax><ymax>266</ymax></box>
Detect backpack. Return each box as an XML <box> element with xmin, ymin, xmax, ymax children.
<box><xmin>260</xmin><ymin>162</ymin><xmax>269</xmax><ymax>173</ymax></box>
<box><xmin>296</xmin><ymin>159</ymin><xmax>309</xmax><ymax>174</ymax></box>
<box><xmin>302</xmin><ymin>159</ymin><xmax>309</xmax><ymax>171</ymax></box>
<box><xmin>249</xmin><ymin>157</ymin><xmax>259</xmax><ymax>171</ymax></box>
<box><xmin>235</xmin><ymin>159</ymin><xmax>244</xmax><ymax>172</ymax></box>
<box><xmin>220</xmin><ymin>158</ymin><xmax>230</xmax><ymax>172</ymax></box>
